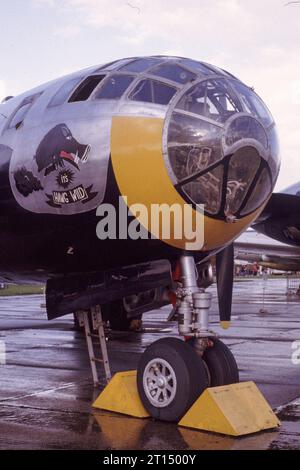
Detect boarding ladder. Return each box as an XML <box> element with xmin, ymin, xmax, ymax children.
<box><xmin>75</xmin><ymin>305</ymin><xmax>111</xmax><ymax>386</ymax></box>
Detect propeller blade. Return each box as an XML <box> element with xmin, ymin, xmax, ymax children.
<box><xmin>216</xmin><ymin>243</ymin><xmax>234</xmax><ymax>329</ymax></box>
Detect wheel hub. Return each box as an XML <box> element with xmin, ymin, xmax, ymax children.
<box><xmin>143</xmin><ymin>358</ymin><xmax>177</xmax><ymax>408</ymax></box>
<box><xmin>157</xmin><ymin>377</ymin><xmax>166</xmax><ymax>388</ymax></box>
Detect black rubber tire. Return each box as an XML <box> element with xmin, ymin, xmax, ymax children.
<box><xmin>137</xmin><ymin>337</ymin><xmax>209</xmax><ymax>422</ymax></box>
<box><xmin>189</xmin><ymin>337</ymin><xmax>239</xmax><ymax>386</ymax></box>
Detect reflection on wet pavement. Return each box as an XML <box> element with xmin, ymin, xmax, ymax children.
<box><xmin>0</xmin><ymin>278</ymin><xmax>299</xmax><ymax>449</ymax></box>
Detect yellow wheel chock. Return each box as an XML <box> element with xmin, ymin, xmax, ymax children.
<box><xmin>93</xmin><ymin>370</ymin><xmax>149</xmax><ymax>418</ymax></box>
<box><xmin>93</xmin><ymin>372</ymin><xmax>280</xmax><ymax>436</ymax></box>
<box><xmin>179</xmin><ymin>381</ymin><xmax>280</xmax><ymax>436</ymax></box>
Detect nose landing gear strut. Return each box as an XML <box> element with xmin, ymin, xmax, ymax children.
<box><xmin>137</xmin><ymin>255</ymin><xmax>239</xmax><ymax>422</ymax></box>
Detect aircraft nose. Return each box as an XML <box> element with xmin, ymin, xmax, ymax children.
<box><xmin>164</xmin><ymin>78</ymin><xmax>280</xmax><ymax>221</ymax></box>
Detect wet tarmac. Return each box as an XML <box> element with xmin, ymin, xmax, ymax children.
<box><xmin>0</xmin><ymin>277</ymin><xmax>300</xmax><ymax>450</ymax></box>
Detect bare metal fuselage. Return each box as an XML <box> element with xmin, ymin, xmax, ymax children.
<box><xmin>0</xmin><ymin>66</ymin><xmax>180</xmax><ymax>281</ymax></box>
<box><xmin>0</xmin><ymin>56</ymin><xmax>279</xmax><ymax>292</ymax></box>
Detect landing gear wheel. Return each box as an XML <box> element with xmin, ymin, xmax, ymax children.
<box><xmin>137</xmin><ymin>337</ymin><xmax>209</xmax><ymax>422</ymax></box>
<box><xmin>189</xmin><ymin>337</ymin><xmax>239</xmax><ymax>386</ymax></box>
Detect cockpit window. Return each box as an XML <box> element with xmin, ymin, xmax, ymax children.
<box><xmin>182</xmin><ymin>165</ymin><xmax>224</xmax><ymax>215</ymax></box>
<box><xmin>94</xmin><ymin>74</ymin><xmax>134</xmax><ymax>99</ymax></box>
<box><xmin>240</xmin><ymin>167</ymin><xmax>271</xmax><ymax>216</ymax></box>
<box><xmin>268</xmin><ymin>125</ymin><xmax>280</xmax><ymax>180</ymax></box>
<box><xmin>225</xmin><ymin>147</ymin><xmax>261</xmax><ymax>215</ymax></box>
<box><xmin>203</xmin><ymin>63</ymin><xmax>237</xmax><ymax>78</ymax></box>
<box><xmin>225</xmin><ymin>116</ymin><xmax>268</xmax><ymax>150</ymax></box>
<box><xmin>48</xmin><ymin>77</ymin><xmax>83</xmax><ymax>107</ymax></box>
<box><xmin>179</xmin><ymin>59</ymin><xmax>213</xmax><ymax>76</ymax></box>
<box><xmin>94</xmin><ymin>60</ymin><xmax>118</xmax><ymax>71</ymax></box>
<box><xmin>167</xmin><ymin>113</ymin><xmax>223</xmax><ymax>182</ymax></box>
<box><xmin>129</xmin><ymin>79</ymin><xmax>177</xmax><ymax>105</ymax></box>
<box><xmin>120</xmin><ymin>57</ymin><xmax>162</xmax><ymax>73</ymax></box>
<box><xmin>69</xmin><ymin>75</ymin><xmax>105</xmax><ymax>102</ymax></box>
<box><xmin>7</xmin><ymin>93</ymin><xmax>42</xmax><ymax>130</ymax></box>
<box><xmin>176</xmin><ymin>79</ymin><xmax>242</xmax><ymax>123</ymax></box>
<box><xmin>149</xmin><ymin>63</ymin><xmax>196</xmax><ymax>84</ymax></box>
<box><xmin>230</xmin><ymin>81</ymin><xmax>273</xmax><ymax>127</ymax></box>
<box><xmin>9</xmin><ymin>103</ymin><xmax>32</xmax><ymax>129</ymax></box>
<box><xmin>95</xmin><ymin>58</ymin><xmax>134</xmax><ymax>72</ymax></box>
<box><xmin>164</xmin><ymin>68</ymin><xmax>279</xmax><ymax>220</ymax></box>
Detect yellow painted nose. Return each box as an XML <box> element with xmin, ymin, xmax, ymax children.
<box><xmin>111</xmin><ymin>115</ymin><xmax>265</xmax><ymax>251</ymax></box>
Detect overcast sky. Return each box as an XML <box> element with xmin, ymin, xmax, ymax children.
<box><xmin>0</xmin><ymin>0</ymin><xmax>299</xmax><ymax>190</ymax></box>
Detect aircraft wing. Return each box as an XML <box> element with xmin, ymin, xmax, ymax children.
<box><xmin>234</xmin><ymin>230</ymin><xmax>300</xmax><ymax>271</ymax></box>
<box><xmin>253</xmin><ymin>188</ymin><xmax>300</xmax><ymax>248</ymax></box>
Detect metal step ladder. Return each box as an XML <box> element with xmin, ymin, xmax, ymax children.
<box><xmin>75</xmin><ymin>305</ymin><xmax>111</xmax><ymax>386</ymax></box>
